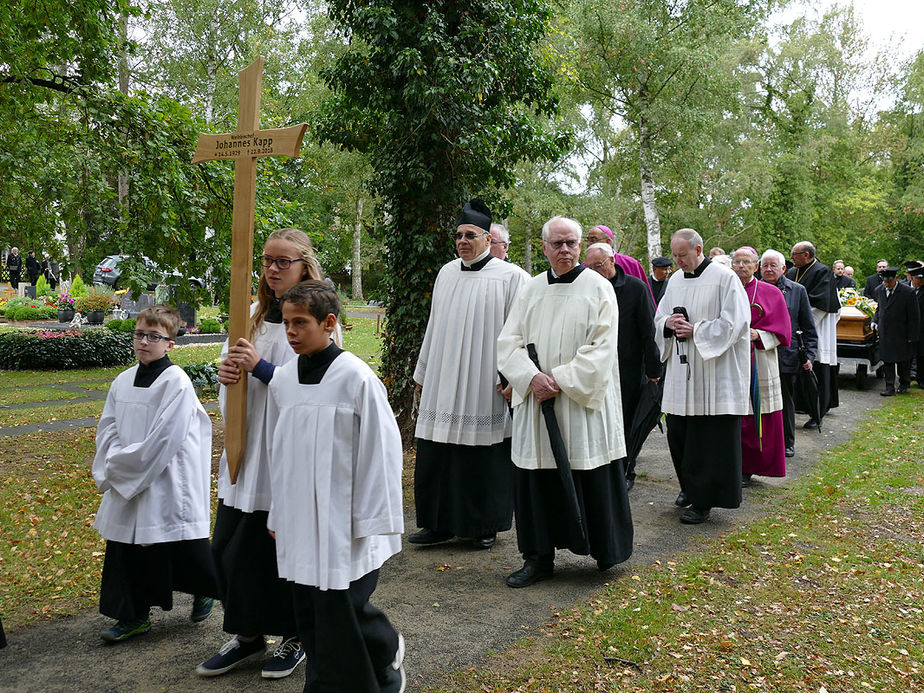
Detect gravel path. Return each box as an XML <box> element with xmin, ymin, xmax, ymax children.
<box><xmin>0</xmin><ymin>375</ymin><xmax>886</xmax><ymax>692</ymax></box>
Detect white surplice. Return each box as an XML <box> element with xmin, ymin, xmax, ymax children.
<box><xmin>266</xmin><ymin>352</ymin><xmax>403</xmax><ymax>591</ymax></box>
<box><xmin>217</xmin><ymin>304</ymin><xmax>296</xmax><ymax>513</ymax></box>
<box><xmin>93</xmin><ymin>365</ymin><xmax>212</xmax><ymax>544</ymax></box>
<box><xmin>654</xmin><ymin>261</ymin><xmax>751</xmax><ymax>416</ymax></box>
<box><xmin>812</xmin><ymin>308</ymin><xmax>840</xmax><ymax>366</ymax></box>
<box><xmin>414</xmin><ymin>255</ymin><xmax>528</xmax><ymax>446</ymax></box>
<box><xmin>753</xmin><ymin>331</ymin><xmax>783</xmax><ymax>413</ymax></box>
<box><xmin>496</xmin><ymin>268</ymin><xmax>626</xmax><ymax>470</ymax></box>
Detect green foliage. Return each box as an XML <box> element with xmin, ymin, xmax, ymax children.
<box><xmin>35</xmin><ymin>274</ymin><xmax>51</xmax><ymax>296</ymax></box>
<box><xmin>75</xmin><ymin>289</ymin><xmax>115</xmax><ymax>313</ymax></box>
<box><xmin>181</xmin><ymin>361</ymin><xmax>219</xmax><ymax>393</ymax></box>
<box><xmin>0</xmin><ymin>329</ymin><xmax>135</xmax><ymax>370</ymax></box>
<box><xmin>70</xmin><ymin>274</ymin><xmax>88</xmax><ymax>297</ymax></box>
<box><xmin>2</xmin><ymin>298</ymin><xmax>57</xmax><ymax>321</ymax></box>
<box><xmin>318</xmin><ymin>0</ymin><xmax>566</xmax><ymax>435</ymax></box>
<box><xmin>197</xmin><ymin>317</ymin><xmax>223</xmax><ymax>333</ymax></box>
<box><xmin>104</xmin><ymin>317</ymin><xmax>136</xmax><ymax>332</ymax></box>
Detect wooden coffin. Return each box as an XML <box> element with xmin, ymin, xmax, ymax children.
<box><xmin>837</xmin><ymin>304</ymin><xmax>873</xmax><ymax>343</ymax></box>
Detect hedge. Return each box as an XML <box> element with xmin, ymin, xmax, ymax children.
<box><xmin>0</xmin><ymin>297</ymin><xmax>57</xmax><ymax>321</ymax></box>
<box><xmin>0</xmin><ymin>329</ymin><xmax>135</xmax><ymax>370</ymax></box>
<box><xmin>181</xmin><ymin>362</ymin><xmax>219</xmax><ymax>394</ymax></box>
<box><xmin>105</xmin><ymin>318</ymin><xmax>137</xmax><ymax>333</ymax></box>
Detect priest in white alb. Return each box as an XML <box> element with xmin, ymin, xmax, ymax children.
<box><xmin>654</xmin><ymin>228</ymin><xmax>751</xmax><ymax>525</ymax></box>
<box><xmin>410</xmin><ymin>199</ymin><xmax>529</xmax><ymax>550</ymax></box>
<box><xmin>497</xmin><ymin>216</ymin><xmax>632</xmax><ymax>588</ymax></box>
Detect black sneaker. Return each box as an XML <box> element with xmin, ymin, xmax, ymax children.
<box><xmin>261</xmin><ymin>637</ymin><xmax>306</xmax><ymax>679</ymax></box>
<box><xmin>196</xmin><ymin>636</ymin><xmax>265</xmax><ymax>677</ymax></box>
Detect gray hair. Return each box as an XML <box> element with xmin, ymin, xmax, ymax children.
<box><xmin>489</xmin><ymin>223</ymin><xmax>509</xmax><ymax>243</ymax></box>
<box><xmin>672</xmin><ymin>228</ymin><xmax>704</xmax><ymax>250</ymax></box>
<box><xmin>760</xmin><ymin>249</ymin><xmax>786</xmax><ymax>266</ymax></box>
<box><xmin>585</xmin><ymin>242</ymin><xmax>615</xmax><ymax>258</ymax></box>
<box><xmin>542</xmin><ymin>216</ymin><xmax>582</xmax><ymax>242</ymax></box>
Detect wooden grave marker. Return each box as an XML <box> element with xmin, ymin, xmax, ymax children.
<box><xmin>192</xmin><ymin>56</ymin><xmax>307</xmax><ymax>483</ymax></box>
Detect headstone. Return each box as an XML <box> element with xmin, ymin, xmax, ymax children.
<box><xmin>119</xmin><ymin>293</ymin><xmax>155</xmax><ymax>318</ymax></box>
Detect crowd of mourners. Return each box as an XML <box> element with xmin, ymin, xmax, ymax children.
<box><xmin>4</xmin><ymin>205</ymin><xmax>922</xmax><ymax>693</ymax></box>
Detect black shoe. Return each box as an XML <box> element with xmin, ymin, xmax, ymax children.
<box><xmin>596</xmin><ymin>559</ymin><xmax>615</xmax><ymax>572</ymax></box>
<box><xmin>407</xmin><ymin>528</ymin><xmax>453</xmax><ymax>545</ymax></box>
<box><xmin>897</xmin><ymin>386</ymin><xmax>909</xmax><ymax>394</ymax></box>
<box><xmin>680</xmin><ymin>506</ymin><xmax>711</xmax><ymax>524</ymax></box>
<box><xmin>625</xmin><ymin>477</ymin><xmax>635</xmax><ymax>492</ymax></box>
<box><xmin>803</xmin><ymin>419</ymin><xmax>819</xmax><ymax>429</ymax></box>
<box><xmin>505</xmin><ymin>560</ymin><xmax>554</xmax><ymax>588</ymax></box>
<box><xmin>471</xmin><ymin>533</ymin><xmax>496</xmax><ymax>550</ymax></box>
<box><xmin>674</xmin><ymin>492</ymin><xmax>690</xmax><ymax>507</ymax></box>
<box><xmin>741</xmin><ymin>474</ymin><xmax>753</xmax><ymax>488</ymax></box>
<box><xmin>881</xmin><ymin>388</ymin><xmax>895</xmax><ymax>397</ymax></box>
<box><xmin>785</xmin><ymin>446</ymin><xmax>795</xmax><ymax>458</ymax></box>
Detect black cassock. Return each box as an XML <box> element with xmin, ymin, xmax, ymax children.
<box><xmin>607</xmin><ymin>266</ymin><xmax>661</xmax><ymax>479</ymax></box>
<box><xmin>874</xmin><ymin>282</ymin><xmax>920</xmax><ymax>363</ymax></box>
<box><xmin>788</xmin><ymin>260</ymin><xmax>840</xmax><ymax>416</ymax></box>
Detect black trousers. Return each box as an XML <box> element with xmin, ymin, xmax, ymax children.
<box><xmin>883</xmin><ymin>361</ymin><xmax>911</xmax><ymax>389</ymax></box>
<box><xmin>666</xmin><ymin>414</ymin><xmax>742</xmax><ymax>510</ymax></box>
<box><xmin>780</xmin><ymin>372</ymin><xmax>797</xmax><ymax>448</ymax></box>
<box><xmin>291</xmin><ymin>569</ymin><xmax>399</xmax><ymax>693</ymax></box>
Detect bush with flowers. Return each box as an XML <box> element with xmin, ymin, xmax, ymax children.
<box><xmin>0</xmin><ymin>327</ymin><xmax>134</xmax><ymax>369</ymax></box>
<box><xmin>56</xmin><ymin>292</ymin><xmax>76</xmax><ymax>310</ymax></box>
<box><xmin>838</xmin><ymin>288</ymin><xmax>877</xmax><ymax>318</ymax></box>
<box><xmin>0</xmin><ymin>296</ymin><xmax>57</xmax><ymax>321</ymax></box>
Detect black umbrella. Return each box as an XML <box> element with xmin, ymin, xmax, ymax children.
<box><xmin>795</xmin><ymin>330</ymin><xmax>822</xmax><ymax>432</ymax></box>
<box><xmin>526</xmin><ymin>343</ymin><xmax>587</xmax><ymax>544</ymax></box>
<box><xmin>625</xmin><ymin>378</ymin><xmax>664</xmax><ymax>464</ymax></box>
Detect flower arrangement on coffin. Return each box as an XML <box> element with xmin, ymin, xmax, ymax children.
<box><xmin>838</xmin><ymin>288</ymin><xmax>876</xmax><ymax>317</ymax></box>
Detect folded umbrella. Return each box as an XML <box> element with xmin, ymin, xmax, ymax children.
<box><xmin>795</xmin><ymin>330</ymin><xmax>822</xmax><ymax>432</ymax></box>
<box><xmin>625</xmin><ymin>378</ymin><xmax>663</xmax><ymax>465</ymax></box>
<box><xmin>526</xmin><ymin>343</ymin><xmax>587</xmax><ymax>545</ymax></box>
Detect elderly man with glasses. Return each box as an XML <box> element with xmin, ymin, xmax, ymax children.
<box><xmin>409</xmin><ymin>199</ymin><xmax>528</xmax><ymax>551</ymax></box>
<box><xmin>787</xmin><ymin>242</ymin><xmax>841</xmax><ymax>428</ymax></box>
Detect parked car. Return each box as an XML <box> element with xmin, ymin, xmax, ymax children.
<box><xmin>93</xmin><ymin>255</ymin><xmax>204</xmax><ymax>290</ymax></box>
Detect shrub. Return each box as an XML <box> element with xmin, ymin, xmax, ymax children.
<box><xmin>70</xmin><ymin>274</ymin><xmax>88</xmax><ymax>297</ymax></box>
<box><xmin>182</xmin><ymin>362</ymin><xmax>219</xmax><ymax>394</ymax></box>
<box><xmin>36</xmin><ymin>275</ymin><xmax>51</xmax><ymax>296</ymax></box>
<box><xmin>105</xmin><ymin>318</ymin><xmax>123</xmax><ymax>331</ymax></box>
<box><xmin>198</xmin><ymin>317</ymin><xmax>223</xmax><ymax>333</ymax></box>
<box><xmin>2</xmin><ymin>298</ymin><xmax>57</xmax><ymax>321</ymax></box>
<box><xmin>105</xmin><ymin>318</ymin><xmax>136</xmax><ymax>333</ymax></box>
<box><xmin>75</xmin><ymin>290</ymin><xmax>115</xmax><ymax>313</ymax></box>
<box><xmin>0</xmin><ymin>329</ymin><xmax>135</xmax><ymax>370</ymax></box>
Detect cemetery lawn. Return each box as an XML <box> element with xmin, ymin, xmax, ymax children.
<box><xmin>427</xmin><ymin>391</ymin><xmax>924</xmax><ymax>692</ymax></box>
<box><xmin>0</xmin><ymin>401</ymin><xmax>106</xmax><ymax>428</ymax></box>
<box><xmin>0</xmin><ymin>387</ymin><xmax>83</xmax><ymax>405</ymax></box>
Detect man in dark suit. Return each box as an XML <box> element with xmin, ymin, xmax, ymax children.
<box><xmin>907</xmin><ymin>265</ymin><xmax>924</xmax><ymax>388</ymax></box>
<box><xmin>863</xmin><ymin>259</ymin><xmax>889</xmax><ymax>298</ymax></box>
<box><xmin>873</xmin><ymin>267</ymin><xmax>920</xmax><ymax>395</ymax></box>
<box><xmin>586</xmin><ymin>242</ymin><xmax>661</xmax><ymax>489</ymax></box>
<box><xmin>649</xmin><ymin>256</ymin><xmax>672</xmax><ymax>305</ymax></box>
<box><xmin>761</xmin><ymin>249</ymin><xmax>817</xmax><ymax>458</ymax></box>
<box><xmin>832</xmin><ymin>260</ymin><xmax>856</xmax><ymax>290</ymax></box>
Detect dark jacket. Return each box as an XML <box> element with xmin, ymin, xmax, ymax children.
<box><xmin>863</xmin><ymin>272</ymin><xmax>883</xmax><ymax>299</ymax></box>
<box><xmin>649</xmin><ymin>276</ymin><xmax>667</xmax><ymax>305</ymax></box>
<box><xmin>770</xmin><ymin>275</ymin><xmax>817</xmax><ymax>374</ymax></box>
<box><xmin>873</xmin><ymin>282</ymin><xmax>920</xmax><ymax>362</ymax></box>
<box><xmin>25</xmin><ymin>255</ymin><xmax>40</xmax><ymax>277</ymax></box>
<box><xmin>834</xmin><ymin>274</ymin><xmax>856</xmax><ymax>290</ymax></box>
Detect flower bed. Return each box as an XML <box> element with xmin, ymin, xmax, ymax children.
<box><xmin>0</xmin><ymin>328</ymin><xmax>135</xmax><ymax>370</ymax></box>
<box><xmin>0</xmin><ymin>297</ymin><xmax>57</xmax><ymax>321</ymax></box>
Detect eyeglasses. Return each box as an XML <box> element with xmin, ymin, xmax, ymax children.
<box><xmin>261</xmin><ymin>255</ymin><xmax>307</xmax><ymax>270</ymax></box>
<box><xmin>586</xmin><ymin>260</ymin><xmax>609</xmax><ymax>270</ymax></box>
<box><xmin>790</xmin><ymin>250</ymin><xmax>808</xmax><ymax>258</ymax></box>
<box><xmin>132</xmin><ymin>330</ymin><xmax>170</xmax><ymax>343</ymax></box>
<box><xmin>731</xmin><ymin>260</ymin><xmax>754</xmax><ymax>267</ymax></box>
<box><xmin>490</xmin><ymin>239</ymin><xmax>508</xmax><ymax>246</ymax></box>
<box><xmin>547</xmin><ymin>239</ymin><xmax>580</xmax><ymax>250</ymax></box>
<box><xmin>454</xmin><ymin>231</ymin><xmax>489</xmax><ymax>241</ymax></box>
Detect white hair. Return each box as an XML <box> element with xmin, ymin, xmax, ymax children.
<box><xmin>490</xmin><ymin>223</ymin><xmax>509</xmax><ymax>243</ymax></box>
<box><xmin>542</xmin><ymin>216</ymin><xmax>582</xmax><ymax>241</ymax></box>
<box><xmin>712</xmin><ymin>254</ymin><xmax>732</xmax><ymax>269</ymax></box>
<box><xmin>585</xmin><ymin>242</ymin><xmax>615</xmax><ymax>258</ymax></box>
<box><xmin>760</xmin><ymin>249</ymin><xmax>786</xmax><ymax>266</ymax></box>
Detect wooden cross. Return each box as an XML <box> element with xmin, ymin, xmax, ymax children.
<box><xmin>192</xmin><ymin>56</ymin><xmax>307</xmax><ymax>484</ymax></box>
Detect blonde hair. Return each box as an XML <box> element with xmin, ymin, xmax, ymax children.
<box><xmin>251</xmin><ymin>228</ymin><xmax>322</xmax><ymax>339</ymax></box>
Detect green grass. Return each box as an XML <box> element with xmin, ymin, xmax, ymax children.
<box><xmin>343</xmin><ymin>316</ymin><xmax>384</xmax><ymax>372</ymax></box>
<box><xmin>0</xmin><ymin>387</ymin><xmax>83</xmax><ymax>405</ymax></box>
<box><xmin>427</xmin><ymin>390</ymin><xmax>924</xmax><ymax>692</ymax></box>
<box><xmin>0</xmin><ymin>368</ymin><xmax>124</xmax><ymax>388</ymax></box>
<box><xmin>0</xmin><ymin>401</ymin><xmax>105</xmax><ymax>428</ymax></box>
<box><xmin>170</xmin><ymin>343</ymin><xmax>222</xmax><ymax>364</ymax></box>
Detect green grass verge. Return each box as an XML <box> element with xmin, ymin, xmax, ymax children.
<box><xmin>0</xmin><ymin>401</ymin><xmax>105</xmax><ymax>428</ymax></box>
<box><xmin>0</xmin><ymin>367</ymin><xmax>124</xmax><ymax>388</ymax></box>
<box><xmin>0</xmin><ymin>387</ymin><xmax>83</xmax><ymax>405</ymax></box>
<box><xmin>170</xmin><ymin>343</ymin><xmax>223</xmax><ymax>364</ymax></box>
<box><xmin>428</xmin><ymin>390</ymin><xmax>924</xmax><ymax>692</ymax></box>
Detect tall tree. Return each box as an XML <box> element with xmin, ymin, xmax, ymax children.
<box><xmin>318</xmin><ymin>1</ymin><xmax>566</xmax><ymax>437</ymax></box>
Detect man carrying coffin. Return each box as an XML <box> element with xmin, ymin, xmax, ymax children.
<box><xmin>872</xmin><ymin>267</ymin><xmax>920</xmax><ymax>396</ymax></box>
<box><xmin>654</xmin><ymin>229</ymin><xmax>750</xmax><ymax>525</ymax></box>
<box><xmin>787</xmin><ymin>242</ymin><xmax>841</xmax><ymax>428</ymax></box>
<box><xmin>497</xmin><ymin>216</ymin><xmax>632</xmax><ymax>587</ymax></box>
<box><xmin>410</xmin><ymin>199</ymin><xmax>528</xmax><ymax>550</ymax></box>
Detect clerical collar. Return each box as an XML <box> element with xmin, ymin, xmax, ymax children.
<box><xmin>683</xmin><ymin>257</ymin><xmax>711</xmax><ymax>279</ymax></box>
<box><xmin>266</xmin><ymin>294</ymin><xmax>283</xmax><ymax>323</ymax></box>
<box><xmin>134</xmin><ymin>354</ymin><xmax>173</xmax><ymax>388</ymax></box>
<box><xmin>460</xmin><ymin>249</ymin><xmax>493</xmax><ymax>271</ymax></box>
<box><xmin>297</xmin><ymin>342</ymin><xmax>344</xmax><ymax>385</ymax></box>
<box><xmin>547</xmin><ymin>264</ymin><xmax>585</xmax><ymax>284</ymax></box>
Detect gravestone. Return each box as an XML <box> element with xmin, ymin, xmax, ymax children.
<box><xmin>119</xmin><ymin>293</ymin><xmax>155</xmax><ymax>318</ymax></box>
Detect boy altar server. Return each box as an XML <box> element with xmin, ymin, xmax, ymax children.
<box><xmin>93</xmin><ymin>305</ymin><xmax>217</xmax><ymax>642</ymax></box>
<box><xmin>267</xmin><ymin>281</ymin><xmax>406</xmax><ymax>693</ymax></box>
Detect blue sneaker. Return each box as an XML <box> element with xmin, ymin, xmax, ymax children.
<box><xmin>190</xmin><ymin>596</ymin><xmax>215</xmax><ymax>623</ymax></box>
<box><xmin>196</xmin><ymin>636</ymin><xmax>265</xmax><ymax>677</ymax></box>
<box><xmin>101</xmin><ymin>617</ymin><xmax>151</xmax><ymax>643</ymax></box>
<box><xmin>261</xmin><ymin>637</ymin><xmax>306</xmax><ymax>679</ymax></box>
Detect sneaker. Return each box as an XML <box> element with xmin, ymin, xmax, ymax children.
<box><xmin>381</xmin><ymin>633</ymin><xmax>406</xmax><ymax>693</ymax></box>
<box><xmin>101</xmin><ymin>617</ymin><xmax>151</xmax><ymax>643</ymax></box>
<box><xmin>261</xmin><ymin>637</ymin><xmax>306</xmax><ymax>679</ymax></box>
<box><xmin>190</xmin><ymin>596</ymin><xmax>215</xmax><ymax>623</ymax></box>
<box><xmin>196</xmin><ymin>636</ymin><xmax>266</xmax><ymax>677</ymax></box>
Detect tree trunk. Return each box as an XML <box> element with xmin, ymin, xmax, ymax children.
<box><xmin>638</xmin><ymin>110</ymin><xmax>662</xmax><ymax>269</ymax></box>
<box><xmin>352</xmin><ymin>197</ymin><xmax>364</xmax><ymax>301</ymax></box>
<box><xmin>523</xmin><ymin>221</ymin><xmax>533</xmax><ymax>274</ymax></box>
